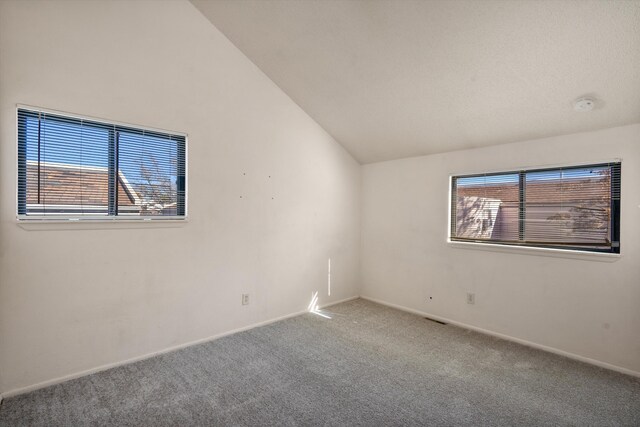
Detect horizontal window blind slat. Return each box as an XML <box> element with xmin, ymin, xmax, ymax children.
<box><xmin>451</xmin><ymin>162</ymin><xmax>620</xmax><ymax>254</ymax></box>
<box><xmin>17</xmin><ymin>108</ymin><xmax>186</xmax><ymax>219</ymax></box>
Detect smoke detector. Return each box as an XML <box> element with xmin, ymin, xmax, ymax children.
<box><xmin>573</xmin><ymin>97</ymin><xmax>596</xmax><ymax>112</ymax></box>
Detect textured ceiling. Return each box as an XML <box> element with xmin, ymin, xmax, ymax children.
<box><xmin>191</xmin><ymin>0</ymin><xmax>640</xmax><ymax>164</ymax></box>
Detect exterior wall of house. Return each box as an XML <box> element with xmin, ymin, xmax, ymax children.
<box><xmin>361</xmin><ymin>124</ymin><xmax>640</xmax><ymax>375</ymax></box>
<box><xmin>0</xmin><ymin>0</ymin><xmax>361</xmax><ymax>395</ymax></box>
<box><xmin>455</xmin><ymin>175</ymin><xmax>612</xmax><ymax>245</ymax></box>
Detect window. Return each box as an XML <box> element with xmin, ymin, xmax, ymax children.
<box><xmin>17</xmin><ymin>107</ymin><xmax>186</xmax><ymax>220</ymax></box>
<box><xmin>450</xmin><ymin>163</ymin><xmax>621</xmax><ymax>253</ymax></box>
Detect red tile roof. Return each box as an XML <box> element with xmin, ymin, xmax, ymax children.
<box><xmin>26</xmin><ymin>161</ymin><xmax>139</xmax><ymax>208</ymax></box>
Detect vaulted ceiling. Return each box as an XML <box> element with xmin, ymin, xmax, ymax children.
<box><xmin>191</xmin><ymin>0</ymin><xmax>640</xmax><ymax>164</ymax></box>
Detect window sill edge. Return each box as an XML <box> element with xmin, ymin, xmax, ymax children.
<box><xmin>16</xmin><ymin>218</ymin><xmax>188</xmax><ymax>231</ymax></box>
<box><xmin>447</xmin><ymin>240</ymin><xmax>620</xmax><ymax>262</ymax></box>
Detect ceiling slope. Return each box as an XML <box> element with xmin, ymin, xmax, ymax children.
<box><xmin>191</xmin><ymin>0</ymin><xmax>640</xmax><ymax>164</ymax></box>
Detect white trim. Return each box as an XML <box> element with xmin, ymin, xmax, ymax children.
<box><xmin>448</xmin><ymin>158</ymin><xmax>622</xmax><ymax>179</ymax></box>
<box><xmin>320</xmin><ymin>296</ymin><xmax>359</xmax><ymax>309</ymax></box>
<box><xmin>24</xmin><ymin>205</ymin><xmax>111</xmax><ymax>211</ymax></box>
<box><xmin>18</xmin><ymin>215</ymin><xmax>185</xmax><ymax>221</ymax></box>
<box><xmin>448</xmin><ymin>240</ymin><xmax>620</xmax><ymax>262</ymax></box>
<box><xmin>184</xmin><ymin>132</ymin><xmax>189</xmax><ymax>219</ymax></box>
<box><xmin>17</xmin><ymin>104</ymin><xmax>188</xmax><ymax>137</ymax></box>
<box><xmin>26</xmin><ymin>159</ymin><xmax>107</xmax><ymax>173</ymax></box>
<box><xmin>447</xmin><ymin>175</ymin><xmax>453</xmax><ymax>241</ymax></box>
<box><xmin>0</xmin><ymin>295</ymin><xmax>359</xmax><ymax>399</ymax></box>
<box><xmin>17</xmin><ymin>218</ymin><xmax>188</xmax><ymax>231</ymax></box>
<box><xmin>116</xmin><ymin>171</ymin><xmax>141</xmax><ymax>206</ymax></box>
<box><xmin>360</xmin><ymin>295</ymin><xmax>640</xmax><ymax>378</ymax></box>
<box><xmin>15</xmin><ymin>107</ymin><xmax>19</xmax><ymax>223</ymax></box>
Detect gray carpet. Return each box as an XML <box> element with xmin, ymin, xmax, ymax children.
<box><xmin>1</xmin><ymin>298</ymin><xmax>639</xmax><ymax>426</ymax></box>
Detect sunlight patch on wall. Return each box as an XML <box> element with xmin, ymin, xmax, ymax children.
<box><xmin>328</xmin><ymin>258</ymin><xmax>331</xmax><ymax>296</ymax></box>
<box><xmin>308</xmin><ymin>291</ymin><xmax>332</xmax><ymax>319</ymax></box>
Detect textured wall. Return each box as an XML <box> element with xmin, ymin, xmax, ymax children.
<box><xmin>361</xmin><ymin>124</ymin><xmax>640</xmax><ymax>374</ymax></box>
<box><xmin>0</xmin><ymin>0</ymin><xmax>361</xmax><ymax>395</ymax></box>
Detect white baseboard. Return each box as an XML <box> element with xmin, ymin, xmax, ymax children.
<box><xmin>320</xmin><ymin>295</ymin><xmax>360</xmax><ymax>309</ymax></box>
<box><xmin>360</xmin><ymin>295</ymin><xmax>640</xmax><ymax>378</ymax></box>
<box><xmin>2</xmin><ymin>295</ymin><xmax>359</xmax><ymax>399</ymax></box>
<box><xmin>6</xmin><ymin>293</ymin><xmax>633</xmax><ymax>399</ymax></box>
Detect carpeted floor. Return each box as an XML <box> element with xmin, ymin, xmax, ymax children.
<box><xmin>1</xmin><ymin>298</ymin><xmax>639</xmax><ymax>426</ymax></box>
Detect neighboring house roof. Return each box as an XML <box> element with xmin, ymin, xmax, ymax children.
<box><xmin>457</xmin><ymin>176</ymin><xmax>610</xmax><ymax>203</ymax></box>
<box><xmin>26</xmin><ymin>161</ymin><xmax>140</xmax><ymax>208</ymax></box>
<box><xmin>456</xmin><ymin>176</ymin><xmax>611</xmax><ymax>243</ymax></box>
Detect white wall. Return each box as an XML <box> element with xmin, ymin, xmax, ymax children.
<box><xmin>1</xmin><ymin>0</ymin><xmax>637</xmax><ymax>399</ymax></box>
<box><xmin>361</xmin><ymin>124</ymin><xmax>640</xmax><ymax>374</ymax></box>
<box><xmin>0</xmin><ymin>0</ymin><xmax>360</xmax><ymax>395</ymax></box>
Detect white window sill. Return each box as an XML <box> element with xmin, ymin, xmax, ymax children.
<box><xmin>17</xmin><ymin>218</ymin><xmax>188</xmax><ymax>231</ymax></box>
<box><xmin>448</xmin><ymin>240</ymin><xmax>620</xmax><ymax>262</ymax></box>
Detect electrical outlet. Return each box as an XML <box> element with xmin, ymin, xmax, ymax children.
<box><xmin>466</xmin><ymin>293</ymin><xmax>475</xmax><ymax>305</ymax></box>
<box><xmin>242</xmin><ymin>294</ymin><xmax>250</xmax><ymax>305</ymax></box>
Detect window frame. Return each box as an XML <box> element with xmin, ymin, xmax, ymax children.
<box><xmin>16</xmin><ymin>105</ymin><xmax>188</xmax><ymax>222</ymax></box>
<box><xmin>449</xmin><ymin>161</ymin><xmax>621</xmax><ymax>255</ymax></box>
